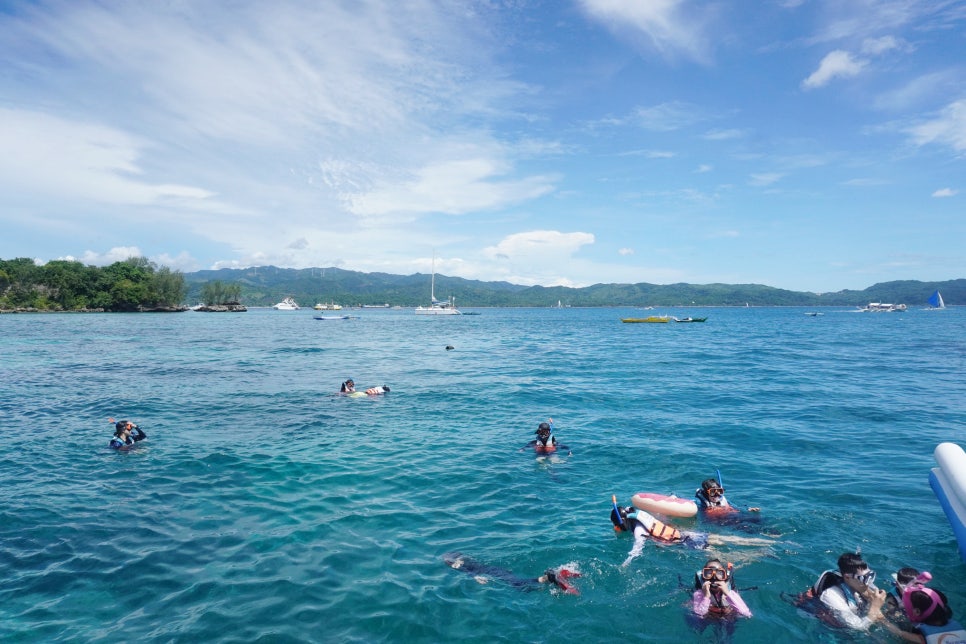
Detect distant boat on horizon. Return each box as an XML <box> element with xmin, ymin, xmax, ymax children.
<box><xmin>927</xmin><ymin>290</ymin><xmax>946</xmax><ymax>310</ymax></box>
<box><xmin>415</xmin><ymin>253</ymin><xmax>462</xmax><ymax>316</ymax></box>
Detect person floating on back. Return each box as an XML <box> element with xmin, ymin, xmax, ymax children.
<box><xmin>109</xmin><ymin>420</ymin><xmax>146</xmax><ymax>450</ymax></box>
<box><xmin>609</xmin><ymin>498</ymin><xmax>773</xmax><ymax>567</ymax></box>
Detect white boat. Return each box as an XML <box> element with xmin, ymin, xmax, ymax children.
<box><xmin>858</xmin><ymin>302</ymin><xmax>906</xmax><ymax>312</ymax></box>
<box><xmin>927</xmin><ymin>290</ymin><xmax>946</xmax><ymax>310</ymax></box>
<box><xmin>930</xmin><ymin>443</ymin><xmax>966</xmax><ymax>562</ymax></box>
<box><xmin>415</xmin><ymin>254</ymin><xmax>461</xmax><ymax>315</ymax></box>
<box><xmin>314</xmin><ymin>302</ymin><xmax>342</xmax><ymax>311</ymax></box>
<box><xmin>273</xmin><ymin>297</ymin><xmax>300</xmax><ymax>310</ymax></box>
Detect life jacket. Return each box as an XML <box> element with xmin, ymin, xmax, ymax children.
<box><xmin>695</xmin><ymin>488</ymin><xmax>733</xmax><ymax>511</ymax></box>
<box><xmin>918</xmin><ymin>620</ymin><xmax>966</xmax><ymax>644</ymax></box>
<box><xmin>789</xmin><ymin>570</ymin><xmax>851</xmax><ymax>628</ymax></box>
<box><xmin>693</xmin><ymin>572</ymin><xmax>737</xmax><ymax>616</ymax></box>
<box><xmin>647</xmin><ymin>518</ymin><xmax>681</xmax><ymax>542</ymax></box>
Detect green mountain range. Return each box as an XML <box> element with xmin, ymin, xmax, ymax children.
<box><xmin>184</xmin><ymin>266</ymin><xmax>965</xmax><ymax>308</ymax></box>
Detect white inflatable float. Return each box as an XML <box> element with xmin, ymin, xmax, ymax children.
<box><xmin>631</xmin><ymin>492</ymin><xmax>698</xmax><ymax>518</ymax></box>
<box><xmin>929</xmin><ymin>442</ymin><xmax>966</xmax><ymax>563</ymax></box>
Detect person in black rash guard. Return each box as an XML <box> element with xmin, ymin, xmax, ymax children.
<box><xmin>443</xmin><ymin>552</ymin><xmax>580</xmax><ymax>594</ymax></box>
<box><xmin>522</xmin><ymin>420</ymin><xmax>569</xmax><ymax>453</ymax></box>
<box><xmin>110</xmin><ymin>420</ymin><xmax>146</xmax><ymax>450</ymax></box>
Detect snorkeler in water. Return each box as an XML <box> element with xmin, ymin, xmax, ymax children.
<box><xmin>443</xmin><ymin>552</ymin><xmax>580</xmax><ymax>595</ymax></box>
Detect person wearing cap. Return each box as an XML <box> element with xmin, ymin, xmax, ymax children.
<box><xmin>340</xmin><ymin>378</ymin><xmax>355</xmax><ymax>393</ymax></box>
<box><xmin>882</xmin><ymin>571</ymin><xmax>966</xmax><ymax>643</ymax></box>
<box><xmin>109</xmin><ymin>420</ymin><xmax>146</xmax><ymax>450</ymax></box>
<box><xmin>817</xmin><ymin>552</ymin><xmax>887</xmax><ymax>630</ymax></box>
<box><xmin>522</xmin><ymin>419</ymin><xmax>569</xmax><ymax>452</ymax></box>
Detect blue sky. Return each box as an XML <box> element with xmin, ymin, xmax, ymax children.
<box><xmin>1</xmin><ymin>1</ymin><xmax>963</xmax><ymax>292</ymax></box>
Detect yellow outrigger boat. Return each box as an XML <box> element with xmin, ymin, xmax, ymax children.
<box><xmin>621</xmin><ymin>316</ymin><xmax>672</xmax><ymax>323</ymax></box>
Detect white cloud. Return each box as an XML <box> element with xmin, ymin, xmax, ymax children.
<box><xmin>75</xmin><ymin>247</ymin><xmax>144</xmax><ymax>266</ymax></box>
<box><xmin>578</xmin><ymin>0</ymin><xmax>716</xmax><ymax>63</ymax></box>
<box><xmin>343</xmin><ymin>157</ymin><xmax>557</xmax><ymax>217</ymax></box>
<box><xmin>704</xmin><ymin>128</ymin><xmax>744</xmax><ymax>141</ymax></box>
<box><xmin>633</xmin><ymin>101</ymin><xmax>702</xmax><ymax>131</ymax></box>
<box><xmin>802</xmin><ymin>50</ymin><xmax>867</xmax><ymax>89</ymax></box>
<box><xmin>749</xmin><ymin>173</ymin><xmax>784</xmax><ymax>186</ymax></box>
<box><xmin>483</xmin><ymin>230</ymin><xmax>595</xmax><ymax>261</ymax></box>
<box><xmin>861</xmin><ymin>35</ymin><xmax>902</xmax><ymax>56</ymax></box>
<box><xmin>908</xmin><ymin>100</ymin><xmax>966</xmax><ymax>153</ymax></box>
<box><xmin>0</xmin><ymin>108</ymin><xmax>214</xmax><ymax>208</ymax></box>
<box><xmin>932</xmin><ymin>188</ymin><xmax>958</xmax><ymax>197</ymax></box>
<box><xmin>695</xmin><ymin>164</ymin><xmax>713</xmax><ymax>173</ymax></box>
<box><xmin>619</xmin><ymin>247</ymin><xmax>635</xmax><ymax>255</ymax></box>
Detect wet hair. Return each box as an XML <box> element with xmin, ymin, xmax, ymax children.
<box><xmin>610</xmin><ymin>506</ymin><xmax>629</xmax><ymax>531</ymax></box>
<box><xmin>907</xmin><ymin>588</ymin><xmax>953</xmax><ymax>626</ymax></box>
<box><xmin>895</xmin><ymin>567</ymin><xmax>920</xmax><ymax>586</ymax></box>
<box><xmin>701</xmin><ymin>479</ymin><xmax>720</xmax><ymax>492</ymax></box>
<box><xmin>693</xmin><ymin>558</ymin><xmax>732</xmax><ymax>590</ymax></box>
<box><xmin>536</xmin><ymin>422</ymin><xmax>551</xmax><ymax>434</ymax></box>
<box><xmin>837</xmin><ymin>552</ymin><xmax>867</xmax><ymax>575</ymax></box>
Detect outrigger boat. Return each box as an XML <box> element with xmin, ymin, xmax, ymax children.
<box><xmin>621</xmin><ymin>316</ymin><xmax>672</xmax><ymax>323</ymax></box>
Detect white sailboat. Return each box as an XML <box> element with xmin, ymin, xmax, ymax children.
<box><xmin>415</xmin><ymin>254</ymin><xmax>461</xmax><ymax>315</ymax></box>
<box><xmin>927</xmin><ymin>290</ymin><xmax>946</xmax><ymax>310</ymax></box>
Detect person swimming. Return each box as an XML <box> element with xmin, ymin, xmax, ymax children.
<box><xmin>109</xmin><ymin>420</ymin><xmax>146</xmax><ymax>450</ymax></box>
<box><xmin>443</xmin><ymin>552</ymin><xmax>580</xmax><ymax>595</ymax></box>
<box><xmin>609</xmin><ymin>499</ymin><xmax>775</xmax><ymax>567</ymax></box>
<box><xmin>692</xmin><ymin>558</ymin><xmax>752</xmax><ymax>619</ymax></box>
<box><xmin>522</xmin><ymin>419</ymin><xmax>569</xmax><ymax>453</ymax></box>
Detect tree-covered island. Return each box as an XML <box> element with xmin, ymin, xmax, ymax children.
<box><xmin>0</xmin><ymin>257</ymin><xmax>187</xmax><ymax>312</ymax></box>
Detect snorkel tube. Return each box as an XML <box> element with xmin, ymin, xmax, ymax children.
<box><xmin>611</xmin><ymin>494</ymin><xmax>626</xmax><ymax>531</ymax></box>
<box><xmin>716</xmin><ymin>469</ymin><xmax>723</xmax><ymax>489</ymax></box>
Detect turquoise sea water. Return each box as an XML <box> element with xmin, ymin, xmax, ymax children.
<box><xmin>1</xmin><ymin>306</ymin><xmax>964</xmax><ymax>643</ymax></box>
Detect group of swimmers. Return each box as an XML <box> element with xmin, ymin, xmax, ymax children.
<box><xmin>790</xmin><ymin>551</ymin><xmax>966</xmax><ymax>642</ymax></box>
<box><xmin>109</xmin><ymin>404</ymin><xmax>961</xmax><ymax>640</ymax></box>
<box><xmin>457</xmin><ymin>420</ymin><xmax>965</xmax><ymax>641</ymax></box>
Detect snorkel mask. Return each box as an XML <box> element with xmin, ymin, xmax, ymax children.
<box><xmin>901</xmin><ymin>571</ymin><xmax>944</xmax><ymax>623</ymax></box>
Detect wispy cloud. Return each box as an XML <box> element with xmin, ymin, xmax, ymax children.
<box><xmin>801</xmin><ymin>50</ymin><xmax>867</xmax><ymax>89</ymax></box>
<box><xmin>932</xmin><ymin>188</ymin><xmax>958</xmax><ymax>197</ymax></box>
<box><xmin>633</xmin><ymin>101</ymin><xmax>703</xmax><ymax>131</ymax></box>
<box><xmin>749</xmin><ymin>173</ymin><xmax>784</xmax><ymax>187</ymax></box>
<box><xmin>578</xmin><ymin>0</ymin><xmax>717</xmax><ymax>63</ymax></box>
<box><xmin>704</xmin><ymin>128</ymin><xmax>745</xmax><ymax>141</ymax></box>
<box><xmin>907</xmin><ymin>99</ymin><xmax>966</xmax><ymax>153</ymax></box>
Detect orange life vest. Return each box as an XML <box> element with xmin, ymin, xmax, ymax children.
<box><xmin>648</xmin><ymin>519</ymin><xmax>681</xmax><ymax>542</ymax></box>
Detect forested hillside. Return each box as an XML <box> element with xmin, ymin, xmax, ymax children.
<box><xmin>3</xmin><ymin>257</ymin><xmax>962</xmax><ymax>311</ymax></box>
<box><xmin>0</xmin><ymin>257</ymin><xmax>186</xmax><ymax>311</ymax></box>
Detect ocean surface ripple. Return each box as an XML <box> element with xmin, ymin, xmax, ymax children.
<box><xmin>1</xmin><ymin>306</ymin><xmax>964</xmax><ymax>642</ymax></box>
